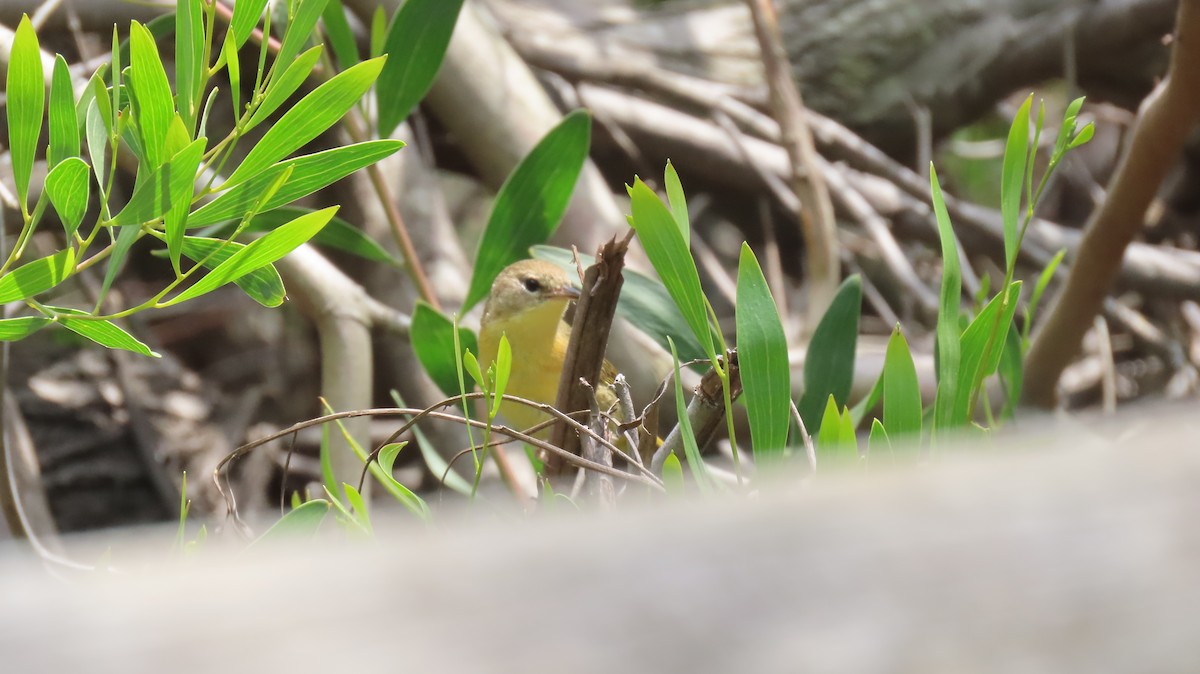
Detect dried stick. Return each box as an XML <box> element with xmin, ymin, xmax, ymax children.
<box><xmin>1023</xmin><ymin>0</ymin><xmax>1200</xmax><ymax>407</ymax></box>
<box><xmin>744</xmin><ymin>0</ymin><xmax>839</xmax><ymax>328</ymax></box>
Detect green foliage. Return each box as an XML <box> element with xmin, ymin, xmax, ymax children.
<box><xmin>7</xmin><ymin>15</ymin><xmax>43</xmax><ymax>212</ymax></box>
<box><xmin>797</xmin><ymin>275</ymin><xmax>861</xmax><ymax>434</ymax></box>
<box><xmin>410</xmin><ymin>302</ymin><xmax>479</xmax><ymax>397</ymax></box>
<box><xmin>376</xmin><ymin>0</ymin><xmax>466</xmax><ymax>137</ymax></box>
<box><xmin>736</xmin><ymin>243</ymin><xmax>790</xmax><ymax>458</ymax></box>
<box><xmin>464</xmin><ymin>111</ymin><xmax>592</xmax><ymax>310</ymax></box>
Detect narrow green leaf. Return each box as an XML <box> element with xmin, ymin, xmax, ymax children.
<box><xmin>191</xmin><ymin>140</ymin><xmax>404</xmax><ymax>227</ymax></box>
<box><xmin>463</xmin><ymin>111</ymin><xmax>591</xmax><ymax>309</ymax></box>
<box><xmin>176</xmin><ymin>0</ymin><xmax>205</xmax><ymax>130</ymax></box>
<box><xmin>223</xmin><ymin>57</ymin><xmax>385</xmax><ymax>187</ymax></box>
<box><xmin>997</xmin><ymin>321</ymin><xmax>1023</xmax><ymax>416</ymax></box>
<box><xmin>664</xmin><ymin>160</ymin><xmax>689</xmax><ymax>244</ymax></box>
<box><xmin>849</xmin><ymin>370</ymin><xmax>884</xmax><ymax>428</ymax></box>
<box><xmin>128</xmin><ymin>21</ymin><xmax>175</xmax><ymax>169</ymax></box>
<box><xmin>492</xmin><ymin>334</ymin><xmax>512</xmax><ymax>419</ymax></box>
<box><xmin>99</xmin><ymin>225</ymin><xmax>142</xmax><ymax>303</ymax></box>
<box><xmin>736</xmin><ymin>243</ymin><xmax>790</xmax><ymax>457</ymax></box>
<box><xmin>369</xmin><ymin>7</ymin><xmax>386</xmax><ymax>59</ymax></box>
<box><xmin>1054</xmin><ymin>97</ymin><xmax>1086</xmax><ymax>157</ymax></box>
<box><xmin>85</xmin><ymin>99</ymin><xmax>108</xmax><ymax>193</ymax></box>
<box><xmin>112</xmin><ymin>138</ymin><xmax>206</xmax><ymax>226</ymax></box>
<box><xmin>411</xmin><ymin>302</ymin><xmax>480</xmax><ymax>397</ymax></box>
<box><xmin>1026</xmin><ymin>248</ymin><xmax>1065</xmax><ymax>341</ymax></box>
<box><xmin>230</xmin><ymin>0</ymin><xmax>270</xmax><ymax>50</ymax></box>
<box><xmin>376</xmin><ymin>0</ymin><xmax>465</xmax><ymax>136</ymax></box>
<box><xmin>797</xmin><ymin>275</ymin><xmax>861</xmax><ymax>433</ymax></box>
<box><xmin>816</xmin><ymin>394</ymin><xmax>844</xmax><ymax>452</ymax></box>
<box><xmin>58</xmin><ymin>315</ymin><xmax>160</xmax><ymax>357</ymax></box>
<box><xmin>867</xmin><ymin>418</ymin><xmax>891</xmax><ymax>456</ymax></box>
<box><xmin>0</xmin><ymin>317</ymin><xmax>51</xmax><ymax>341</ymax></box>
<box><xmin>661</xmin><ymin>453</ymin><xmax>684</xmax><ymax>493</ymax></box>
<box><xmin>223</xmin><ymin>25</ymin><xmax>241</xmax><ymax>119</ymax></box>
<box><xmin>275</xmin><ymin>0</ymin><xmax>330</xmax><ymax>75</ymax></box>
<box><xmin>7</xmin><ymin>15</ymin><xmax>44</xmax><ymax>210</ymax></box>
<box><xmin>929</xmin><ymin>164</ymin><xmax>961</xmax><ymax>434</ymax></box>
<box><xmin>0</xmin><ymin>249</ymin><xmax>75</xmax><ymax>303</ymax></box>
<box><xmin>227</xmin><ymin>207</ymin><xmax>400</xmax><ymax>266</ymax></box>
<box><xmin>179</xmin><ymin>236</ymin><xmax>285</xmax><ymax>306</ymax></box>
<box><xmin>1000</xmin><ymin>94</ymin><xmax>1032</xmax><ymax>272</ymax></box>
<box><xmin>953</xmin><ymin>281</ymin><xmax>1024</xmax><ymax>424</ymax></box>
<box><xmin>342</xmin><ymin>483</ymin><xmax>371</xmax><ymax>534</ymax></box>
<box><xmin>531</xmin><ymin>245</ymin><xmax>710</xmax><ymax>363</ymax></box>
<box><xmin>165</xmin><ymin>206</ymin><xmax>337</xmax><ymax>306</ymax></box>
<box><xmin>328</xmin><ymin>410</ymin><xmax>430</xmax><ymax>520</ymax></box>
<box><xmin>319</xmin><ymin>422</ymin><xmax>338</xmax><ymax>499</ymax></box>
<box><xmin>378</xmin><ymin>441</ymin><xmax>408</xmax><ymax>476</ymax></box>
<box><xmin>321</xmin><ymin>0</ymin><xmax>359</xmax><ymax>70</ymax></box>
<box><xmin>48</xmin><ymin>56</ymin><xmax>79</xmax><ymax>169</ymax></box>
<box><xmin>252</xmin><ymin>499</ymin><xmax>329</xmax><ymax>544</ymax></box>
<box><xmin>165</xmin><ymin>140</ymin><xmax>206</xmax><ymax>274</ymax></box>
<box><xmin>882</xmin><ymin>325</ymin><xmax>922</xmax><ymax>439</ymax></box>
<box><xmin>628</xmin><ymin>177</ymin><xmax>715</xmax><ymax>363</ymax></box>
<box><xmin>245</xmin><ymin>45</ymin><xmax>323</xmax><ymax>131</ymax></box>
<box><xmin>44</xmin><ymin>158</ymin><xmax>91</xmax><ymax>238</ymax></box>
<box><xmin>463</xmin><ymin>350</ymin><xmax>484</xmax><ymax>390</ymax></box>
<box><xmin>669</xmin><ymin>337</ymin><xmax>711</xmax><ymax>492</ymax></box>
<box><xmin>1068</xmin><ymin>122</ymin><xmax>1094</xmax><ymax>150</ymax></box>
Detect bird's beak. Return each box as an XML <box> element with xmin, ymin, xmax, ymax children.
<box><xmin>551</xmin><ymin>285</ymin><xmax>581</xmax><ymax>301</ymax></box>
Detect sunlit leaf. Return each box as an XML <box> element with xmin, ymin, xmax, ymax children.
<box><xmin>128</xmin><ymin>21</ymin><xmax>175</xmax><ymax>169</ymax></box>
<box><xmin>48</xmin><ymin>56</ymin><xmax>79</xmax><ymax>169</ymax></box>
<box><xmin>1000</xmin><ymin>94</ymin><xmax>1032</xmax><ymax>272</ymax></box>
<box><xmin>0</xmin><ymin>317</ymin><xmax>51</xmax><ymax>341</ymax></box>
<box><xmin>735</xmin><ymin>243</ymin><xmax>790</xmax><ymax>457</ymax></box>
<box><xmin>54</xmin><ymin>311</ymin><xmax>160</xmax><ymax>357</ymax></box>
<box><xmin>882</xmin><ymin>325</ymin><xmax>921</xmax><ymax>439</ymax></box>
<box><xmin>6</xmin><ymin>15</ymin><xmax>44</xmax><ymax>210</ymax></box>
<box><xmin>251</xmin><ymin>499</ymin><xmax>329</xmax><ymax>544</ymax></box>
<box><xmin>321</xmin><ymin>0</ymin><xmax>359</xmax><ymax>70</ymax></box>
<box><xmin>0</xmin><ymin>249</ymin><xmax>75</xmax><ymax>303</ymax></box>
<box><xmin>664</xmin><ymin>160</ymin><xmax>689</xmax><ymax>244</ymax></box>
<box><xmin>176</xmin><ymin>0</ymin><xmax>205</xmax><ymax>130</ymax></box>
<box><xmin>44</xmin><ymin>158</ymin><xmax>91</xmax><ymax>238</ymax></box>
<box><xmin>275</xmin><ymin>0</ymin><xmax>329</xmax><ymax>76</ymax></box>
<box><xmin>929</xmin><ymin>164</ymin><xmax>961</xmax><ymax>434</ymax></box>
<box><xmin>179</xmin><ymin>236</ymin><xmax>285</xmax><ymax>307</ymax></box>
<box><xmin>245</xmin><ymin>45</ymin><xmax>323</xmax><ymax>131</ymax></box>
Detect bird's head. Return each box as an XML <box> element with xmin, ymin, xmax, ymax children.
<box><xmin>481</xmin><ymin>259</ymin><xmax>580</xmax><ymax>326</ymax></box>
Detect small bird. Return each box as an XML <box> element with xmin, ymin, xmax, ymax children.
<box><xmin>478</xmin><ymin>259</ymin><xmax>618</xmax><ymax>437</ymax></box>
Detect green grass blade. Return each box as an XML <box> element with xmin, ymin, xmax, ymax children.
<box><xmin>375</xmin><ymin>0</ymin><xmax>465</xmax><ymax>137</ymax></box>
<box><xmin>736</xmin><ymin>243</ymin><xmax>790</xmax><ymax>457</ymax></box>
<box><xmin>251</xmin><ymin>499</ymin><xmax>329</xmax><ymax>544</ymax></box>
<box><xmin>164</xmin><ymin>206</ymin><xmax>336</xmax><ymax>306</ymax></box>
<box><xmin>669</xmin><ymin>337</ymin><xmax>712</xmax><ymax>492</ymax></box>
<box><xmin>1025</xmin><ymin>248</ymin><xmax>1065</xmax><ymax>343</ymax></box>
<box><xmin>1000</xmin><ymin>94</ymin><xmax>1032</xmax><ymax>272</ymax></box>
<box><xmin>190</xmin><ymin>140</ymin><xmax>404</xmax><ymax>226</ymax></box>
<box><xmin>664</xmin><ymin>160</ymin><xmax>689</xmax><ymax>244</ymax></box>
<box><xmin>797</xmin><ymin>275</ymin><xmax>861</xmax><ymax>434</ymax></box>
<box><xmin>48</xmin><ymin>56</ymin><xmax>79</xmax><ymax>169</ymax></box>
<box><xmin>953</xmin><ymin>281</ymin><xmax>1024</xmax><ymax>424</ymax></box>
<box><xmin>411</xmin><ymin>302</ymin><xmax>480</xmax><ymax>397</ymax></box>
<box><xmin>44</xmin><ymin>158</ymin><xmax>91</xmax><ymax>238</ymax></box>
<box><xmin>929</xmin><ymin>164</ymin><xmax>961</xmax><ymax>434</ymax></box>
<box><xmin>223</xmin><ymin>57</ymin><xmax>385</xmax><ymax>187</ymax></box>
<box><xmin>867</xmin><ymin>418</ymin><xmax>891</xmax><ymax>458</ymax></box>
<box><xmin>7</xmin><ymin>15</ymin><xmax>44</xmax><ymax>211</ymax></box>
<box><xmin>882</xmin><ymin>325</ymin><xmax>922</xmax><ymax>439</ymax></box>
<box><xmin>463</xmin><ymin>111</ymin><xmax>591</xmax><ymax>309</ymax></box>
<box><xmin>629</xmin><ymin>177</ymin><xmax>715</xmax><ymax>363</ymax></box>
<box><xmin>321</xmin><ymin>0</ymin><xmax>359</xmax><ymax>70</ymax></box>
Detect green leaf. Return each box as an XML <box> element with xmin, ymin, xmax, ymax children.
<box><xmin>85</xmin><ymin>98</ymin><xmax>108</xmax><ymax>193</ymax></box>
<box><xmin>6</xmin><ymin>15</ymin><xmax>44</xmax><ymax>210</ymax></box>
<box><xmin>388</xmin><ymin>389</ymin><xmax>474</xmax><ymax>495</ymax></box>
<box><xmin>191</xmin><ymin>140</ymin><xmax>404</xmax><ymax>227</ymax></box>
<box><xmin>319</xmin><ymin>422</ymin><xmax>338</xmax><ymax>499</ymax></box>
<box><xmin>0</xmin><ymin>317</ymin><xmax>51</xmax><ymax>341</ymax></box>
<box><xmin>531</xmin><ymin>245</ymin><xmax>710</xmax><ymax>363</ymax></box>
<box><xmin>1000</xmin><ymin>94</ymin><xmax>1032</xmax><ymax>273</ymax></box>
<box><xmin>867</xmin><ymin>418</ymin><xmax>891</xmax><ymax>457</ymax></box>
<box><xmin>736</xmin><ymin>243</ymin><xmax>790</xmax><ymax>457</ymax></box>
<box><xmin>48</xmin><ymin>56</ymin><xmax>79</xmax><ymax>169</ymax></box>
<box><xmin>223</xmin><ymin>57</ymin><xmax>385</xmax><ymax>188</ymax></box>
<box><xmin>111</xmin><ymin>136</ymin><xmax>206</xmax><ymax>227</ymax></box>
<box><xmin>164</xmin><ymin>140</ymin><xmax>206</xmax><ymax>274</ymax></box>
<box><xmin>252</xmin><ymin>499</ymin><xmax>329</xmax><ymax>544</ymax></box>
<box><xmin>797</xmin><ymin>275</ymin><xmax>861</xmax><ymax>433</ymax></box>
<box><xmin>165</xmin><ymin>206</ymin><xmax>337</xmax><ymax>306</ymax></box>
<box><xmin>377</xmin><ymin>441</ymin><xmax>407</xmax><ymax>475</ymax></box>
<box><xmin>954</xmin><ymin>281</ymin><xmax>1023</xmax><ymax>424</ymax></box>
<box><xmin>997</xmin><ymin>321</ymin><xmax>1023</xmax><ymax>415</ymax></box>
<box><xmin>342</xmin><ymin>482</ymin><xmax>372</xmax><ymax>534</ymax></box>
<box><xmin>1025</xmin><ymin>248</ymin><xmax>1065</xmax><ymax>342</ymax></box>
<box><xmin>179</xmin><ymin>236</ymin><xmax>285</xmax><ymax>306</ymax></box>
<box><xmin>882</xmin><ymin>325</ymin><xmax>921</xmax><ymax>439</ymax></box>
<box><xmin>1054</xmin><ymin>97</ymin><xmax>1086</xmax><ymax>157</ymax></box>
<box><xmin>176</xmin><ymin>0</ymin><xmax>205</xmax><ymax>130</ymax></box>
<box><xmin>929</xmin><ymin>164</ymin><xmax>961</xmax><ymax>434</ymax></box>
<box><xmin>128</xmin><ymin>21</ymin><xmax>175</xmax><ymax>169</ymax></box>
<box><xmin>44</xmin><ymin>158</ymin><xmax>91</xmax><ymax>238</ymax></box>
<box><xmin>463</xmin><ymin>111</ymin><xmax>591</xmax><ymax>309</ymax></box>
<box><xmin>669</xmin><ymin>337</ymin><xmax>711</xmax><ymax>492</ymax></box>
<box><xmin>492</xmin><ymin>333</ymin><xmax>512</xmax><ymax>419</ymax></box>
<box><xmin>628</xmin><ymin>177</ymin><xmax>715</xmax><ymax>364</ymax></box>
<box><xmin>245</xmin><ymin>45</ymin><xmax>323</xmax><ymax>131</ymax></box>
<box><xmin>411</xmin><ymin>302</ymin><xmax>480</xmax><ymax>397</ymax></box>
<box><xmin>222</xmin><ymin>24</ymin><xmax>241</xmax><ymax>120</ymax></box>
<box><xmin>229</xmin><ymin>0</ymin><xmax>270</xmax><ymax>50</ymax></box>
<box><xmin>328</xmin><ymin>411</ymin><xmax>430</xmax><ymax>520</ymax></box>
<box><xmin>849</xmin><ymin>370</ymin><xmax>884</xmax><ymax>428</ymax></box>
<box><xmin>370</xmin><ymin>7</ymin><xmax>387</xmax><ymax>59</ymax></box>
<box><xmin>231</xmin><ymin>207</ymin><xmax>399</xmax><ymax>266</ymax></box>
<box><xmin>0</xmin><ymin>249</ymin><xmax>75</xmax><ymax>303</ymax></box>
<box><xmin>1068</xmin><ymin>122</ymin><xmax>1094</xmax><ymax>150</ymax></box>
<box><xmin>99</xmin><ymin>225</ymin><xmax>142</xmax><ymax>303</ymax></box>
<box><xmin>817</xmin><ymin>394</ymin><xmax>843</xmax><ymax>451</ymax></box>
<box><xmin>57</xmin><ymin>314</ymin><xmax>160</xmax><ymax>357</ymax></box>
<box><xmin>321</xmin><ymin>0</ymin><xmax>359</xmax><ymax>70</ymax></box>
<box><xmin>664</xmin><ymin>160</ymin><xmax>690</xmax><ymax>244</ymax></box>
<box><xmin>661</xmin><ymin>452</ymin><xmax>684</xmax><ymax>494</ymax></box>
<box><xmin>275</xmin><ymin>0</ymin><xmax>329</xmax><ymax>76</ymax></box>
<box><xmin>376</xmin><ymin>0</ymin><xmax>465</xmax><ymax>136</ymax></box>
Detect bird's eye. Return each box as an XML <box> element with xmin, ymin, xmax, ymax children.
<box><xmin>522</xmin><ymin>277</ymin><xmax>542</xmax><ymax>293</ymax></box>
